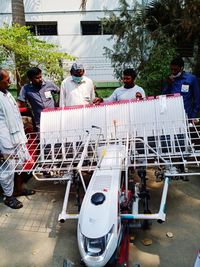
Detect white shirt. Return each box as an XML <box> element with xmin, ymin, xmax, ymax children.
<box><xmin>59</xmin><ymin>76</ymin><xmax>95</xmax><ymax>107</ymax></box>
<box><xmin>104</xmin><ymin>84</ymin><xmax>145</xmax><ymax>102</ymax></box>
<box><xmin>0</xmin><ymin>91</ymin><xmax>26</xmax><ymax>153</ymax></box>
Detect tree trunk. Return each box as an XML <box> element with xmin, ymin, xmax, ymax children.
<box><xmin>11</xmin><ymin>0</ymin><xmax>25</xmax><ymax>25</ymax></box>
<box><xmin>80</xmin><ymin>0</ymin><xmax>87</xmax><ymax>10</ymax></box>
<box><xmin>11</xmin><ymin>0</ymin><xmax>27</xmax><ymax>93</ymax></box>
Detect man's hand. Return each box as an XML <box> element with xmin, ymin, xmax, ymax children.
<box><xmin>93</xmin><ymin>97</ymin><xmax>103</xmax><ymax>105</ymax></box>
<box><xmin>191</xmin><ymin>118</ymin><xmax>200</xmax><ymax>125</ymax></box>
<box><xmin>135</xmin><ymin>92</ymin><xmax>143</xmax><ymax>99</ymax></box>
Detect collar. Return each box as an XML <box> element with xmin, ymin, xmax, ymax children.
<box><xmin>123</xmin><ymin>84</ymin><xmax>135</xmax><ymax>89</ymax></box>
<box><xmin>0</xmin><ymin>89</ymin><xmax>8</xmax><ymax>95</ymax></box>
<box><xmin>173</xmin><ymin>71</ymin><xmax>185</xmax><ymax>80</ymax></box>
<box><xmin>29</xmin><ymin>80</ymin><xmax>46</xmax><ymax>88</ymax></box>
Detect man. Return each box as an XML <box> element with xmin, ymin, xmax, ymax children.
<box><xmin>59</xmin><ymin>63</ymin><xmax>95</xmax><ymax>107</ymax></box>
<box><xmin>93</xmin><ymin>68</ymin><xmax>145</xmax><ymax>104</ymax></box>
<box><xmin>0</xmin><ymin>68</ymin><xmax>33</xmax><ymax>209</ymax></box>
<box><xmin>162</xmin><ymin>57</ymin><xmax>200</xmax><ymax>119</ymax></box>
<box><xmin>18</xmin><ymin>67</ymin><xmax>60</xmax><ymax>131</ymax></box>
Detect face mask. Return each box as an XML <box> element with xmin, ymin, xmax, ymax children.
<box><xmin>171</xmin><ymin>71</ymin><xmax>182</xmax><ymax>79</ymax></box>
<box><xmin>72</xmin><ymin>76</ymin><xmax>83</xmax><ymax>83</ymax></box>
<box><xmin>124</xmin><ymin>84</ymin><xmax>134</xmax><ymax>89</ymax></box>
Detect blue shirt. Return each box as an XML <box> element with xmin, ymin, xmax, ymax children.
<box><xmin>162</xmin><ymin>72</ymin><xmax>200</xmax><ymax>118</ymax></box>
<box><xmin>18</xmin><ymin>81</ymin><xmax>59</xmax><ymax>126</ymax></box>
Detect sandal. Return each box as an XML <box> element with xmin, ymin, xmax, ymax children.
<box><xmin>13</xmin><ymin>188</ymin><xmax>36</xmax><ymax>197</ymax></box>
<box><xmin>4</xmin><ymin>196</ymin><xmax>23</xmax><ymax>209</ymax></box>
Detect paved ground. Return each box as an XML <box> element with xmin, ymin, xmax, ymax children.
<box><xmin>0</xmin><ymin>169</ymin><xmax>199</xmax><ymax>267</ymax></box>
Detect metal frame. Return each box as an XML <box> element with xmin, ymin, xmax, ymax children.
<box><xmin>2</xmin><ymin>96</ymin><xmax>200</xmax><ymax>266</ymax></box>
<box><xmin>2</xmin><ymin>121</ymin><xmax>200</xmax><ymax>224</ymax></box>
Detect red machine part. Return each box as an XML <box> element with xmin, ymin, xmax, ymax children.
<box><xmin>19</xmin><ymin>107</ymin><xmax>37</xmax><ymax>171</ymax></box>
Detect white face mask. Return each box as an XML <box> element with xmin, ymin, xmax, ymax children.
<box><xmin>171</xmin><ymin>71</ymin><xmax>182</xmax><ymax>79</ymax></box>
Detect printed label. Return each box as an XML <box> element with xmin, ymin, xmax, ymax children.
<box><xmin>181</xmin><ymin>84</ymin><xmax>189</xmax><ymax>93</ymax></box>
<box><xmin>44</xmin><ymin>91</ymin><xmax>52</xmax><ymax>98</ymax></box>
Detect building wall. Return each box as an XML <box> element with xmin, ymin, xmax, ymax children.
<box><xmin>0</xmin><ymin>0</ymin><xmax>133</xmax><ymax>82</ymax></box>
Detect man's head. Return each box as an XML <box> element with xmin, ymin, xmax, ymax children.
<box><xmin>70</xmin><ymin>63</ymin><xmax>84</xmax><ymax>83</ymax></box>
<box><xmin>0</xmin><ymin>68</ymin><xmax>11</xmax><ymax>92</ymax></box>
<box><xmin>27</xmin><ymin>67</ymin><xmax>43</xmax><ymax>87</ymax></box>
<box><xmin>170</xmin><ymin>57</ymin><xmax>184</xmax><ymax>78</ymax></box>
<box><xmin>123</xmin><ymin>68</ymin><xmax>137</xmax><ymax>89</ymax></box>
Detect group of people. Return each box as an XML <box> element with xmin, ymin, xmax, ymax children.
<box><xmin>18</xmin><ymin>63</ymin><xmax>146</xmax><ymax>130</ymax></box>
<box><xmin>15</xmin><ymin>57</ymin><xmax>200</xmax><ymax>130</ymax></box>
<box><xmin>0</xmin><ymin>56</ymin><xmax>200</xmax><ymax>209</ymax></box>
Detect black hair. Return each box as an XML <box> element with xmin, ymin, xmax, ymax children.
<box><xmin>170</xmin><ymin>57</ymin><xmax>184</xmax><ymax>68</ymax></box>
<box><xmin>27</xmin><ymin>67</ymin><xmax>42</xmax><ymax>79</ymax></box>
<box><xmin>123</xmin><ymin>68</ymin><xmax>137</xmax><ymax>79</ymax></box>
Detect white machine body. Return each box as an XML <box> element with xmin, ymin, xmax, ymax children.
<box><xmin>77</xmin><ymin>145</ymin><xmax>125</xmax><ymax>267</ymax></box>
<box><xmin>4</xmin><ymin>95</ymin><xmax>200</xmax><ymax>267</ymax></box>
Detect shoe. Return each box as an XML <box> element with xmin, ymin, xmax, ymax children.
<box><xmin>4</xmin><ymin>196</ymin><xmax>23</xmax><ymax>209</ymax></box>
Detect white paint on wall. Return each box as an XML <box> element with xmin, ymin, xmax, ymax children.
<box><xmin>0</xmin><ymin>0</ymin><xmax>140</xmax><ymax>82</ymax></box>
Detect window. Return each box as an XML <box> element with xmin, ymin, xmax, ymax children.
<box><xmin>26</xmin><ymin>22</ymin><xmax>58</xmax><ymax>36</ymax></box>
<box><xmin>81</xmin><ymin>21</ymin><xmax>112</xmax><ymax>35</ymax></box>
<box><xmin>81</xmin><ymin>21</ymin><xmax>101</xmax><ymax>35</ymax></box>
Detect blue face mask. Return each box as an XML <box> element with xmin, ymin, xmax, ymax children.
<box><xmin>72</xmin><ymin>76</ymin><xmax>83</xmax><ymax>83</ymax></box>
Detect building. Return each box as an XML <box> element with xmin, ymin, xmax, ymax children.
<box><xmin>0</xmin><ymin>0</ymin><xmax>134</xmax><ymax>86</ymax></box>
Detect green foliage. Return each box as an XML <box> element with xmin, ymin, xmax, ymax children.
<box><xmin>144</xmin><ymin>0</ymin><xmax>200</xmax><ymax>77</ymax></box>
<box><xmin>103</xmin><ymin>0</ymin><xmax>184</xmax><ymax>95</ymax></box>
<box><xmin>0</xmin><ymin>24</ymin><xmax>74</xmax><ymax>86</ymax></box>
<box><xmin>0</xmin><ymin>46</ymin><xmax>7</xmax><ymax>65</ymax></box>
<box><xmin>96</xmin><ymin>89</ymin><xmax>115</xmax><ymax>98</ymax></box>
<box><xmin>138</xmin><ymin>38</ymin><xmax>176</xmax><ymax>96</ymax></box>
<box><xmin>102</xmin><ymin>0</ymin><xmax>178</xmax><ymax>95</ymax></box>
<box><xmin>103</xmin><ymin>0</ymin><xmax>200</xmax><ymax>96</ymax></box>
<box><xmin>102</xmin><ymin>0</ymin><xmax>150</xmax><ymax>79</ymax></box>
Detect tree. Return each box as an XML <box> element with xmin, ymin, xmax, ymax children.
<box><xmin>144</xmin><ymin>0</ymin><xmax>200</xmax><ymax>77</ymax></box>
<box><xmin>11</xmin><ymin>0</ymin><xmax>25</xmax><ymax>26</ymax></box>
<box><xmin>11</xmin><ymin>0</ymin><xmax>27</xmax><ymax>90</ymax></box>
<box><xmin>0</xmin><ymin>24</ymin><xmax>74</xmax><ymax>87</ymax></box>
<box><xmin>10</xmin><ymin>0</ymin><xmax>86</xmax><ymax>91</ymax></box>
<box><xmin>102</xmin><ymin>0</ymin><xmax>176</xmax><ymax>95</ymax></box>
<box><xmin>138</xmin><ymin>37</ymin><xmax>176</xmax><ymax>96</ymax></box>
<box><xmin>103</xmin><ymin>0</ymin><xmax>149</xmax><ymax>79</ymax></box>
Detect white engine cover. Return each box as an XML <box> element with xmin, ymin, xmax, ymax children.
<box><xmin>77</xmin><ymin>145</ymin><xmax>125</xmax><ymax>267</ymax></box>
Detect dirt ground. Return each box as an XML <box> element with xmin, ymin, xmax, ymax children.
<box><xmin>0</xmin><ymin>169</ymin><xmax>199</xmax><ymax>267</ymax></box>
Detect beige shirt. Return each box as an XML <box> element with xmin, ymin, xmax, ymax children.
<box><xmin>59</xmin><ymin>76</ymin><xmax>95</xmax><ymax>107</ymax></box>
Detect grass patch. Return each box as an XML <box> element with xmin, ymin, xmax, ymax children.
<box><xmin>96</xmin><ymin>89</ymin><xmax>115</xmax><ymax>98</ymax></box>
<box><xmin>9</xmin><ymin>87</ymin><xmax>116</xmax><ymax>100</ymax></box>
